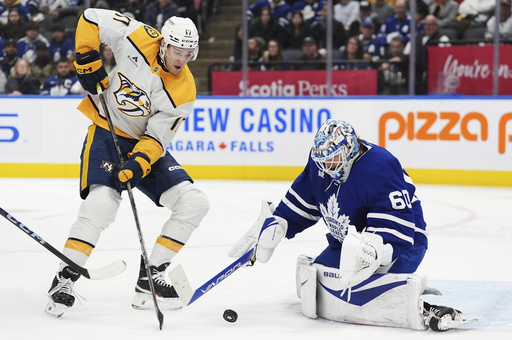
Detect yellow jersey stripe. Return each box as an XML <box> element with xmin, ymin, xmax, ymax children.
<box><xmin>132</xmin><ymin>136</ymin><xmax>164</xmax><ymax>164</ymax></box>
<box><xmin>64</xmin><ymin>238</ymin><xmax>94</xmax><ymax>257</ymax></box>
<box><xmin>81</xmin><ymin>124</ymin><xmax>96</xmax><ymax>192</ymax></box>
<box><xmin>156</xmin><ymin>236</ymin><xmax>184</xmax><ymax>253</ymax></box>
<box><xmin>75</xmin><ymin>13</ymin><xmax>102</xmax><ymax>53</ymax></box>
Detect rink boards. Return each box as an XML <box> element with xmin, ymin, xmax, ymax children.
<box><xmin>0</xmin><ymin>95</ymin><xmax>511</xmax><ymax>186</ymax></box>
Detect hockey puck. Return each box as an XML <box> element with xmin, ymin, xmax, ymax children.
<box><xmin>223</xmin><ymin>309</ymin><xmax>238</xmax><ymax>323</ymax></box>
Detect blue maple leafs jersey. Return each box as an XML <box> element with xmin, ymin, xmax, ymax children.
<box><xmin>274</xmin><ymin>141</ymin><xmax>427</xmax><ymax>262</ymax></box>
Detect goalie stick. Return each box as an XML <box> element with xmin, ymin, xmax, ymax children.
<box><xmin>97</xmin><ymin>85</ymin><xmax>164</xmax><ymax>330</ymax></box>
<box><xmin>169</xmin><ymin>247</ymin><xmax>256</xmax><ymax>306</ymax></box>
<box><xmin>0</xmin><ymin>206</ymin><xmax>126</xmax><ymax>280</ymax></box>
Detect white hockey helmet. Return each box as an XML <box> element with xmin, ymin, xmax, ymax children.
<box><xmin>311</xmin><ymin>120</ymin><xmax>361</xmax><ymax>180</ymax></box>
<box><xmin>160</xmin><ymin>16</ymin><xmax>199</xmax><ymax>64</ymax></box>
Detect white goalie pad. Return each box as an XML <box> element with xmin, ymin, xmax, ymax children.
<box><xmin>314</xmin><ymin>264</ymin><xmax>428</xmax><ymax>330</ymax></box>
<box><xmin>295</xmin><ymin>255</ymin><xmax>317</xmax><ymax>319</ymax></box>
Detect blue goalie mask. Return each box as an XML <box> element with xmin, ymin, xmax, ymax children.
<box><xmin>311</xmin><ymin>120</ymin><xmax>360</xmax><ymax>180</ymax></box>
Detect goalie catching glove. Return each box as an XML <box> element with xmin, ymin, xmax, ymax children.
<box><xmin>228</xmin><ymin>201</ymin><xmax>288</xmax><ymax>263</ymax></box>
<box><xmin>74</xmin><ymin>50</ymin><xmax>109</xmax><ymax>94</ymax></box>
<box><xmin>115</xmin><ymin>152</ymin><xmax>151</xmax><ymax>190</ymax></box>
<box><xmin>339</xmin><ymin>225</ymin><xmax>393</xmax><ymax>288</ymax></box>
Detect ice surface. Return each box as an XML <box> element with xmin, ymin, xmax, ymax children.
<box><xmin>0</xmin><ymin>178</ymin><xmax>511</xmax><ymax>339</ymax></box>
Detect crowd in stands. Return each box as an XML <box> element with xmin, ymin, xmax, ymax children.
<box><xmin>231</xmin><ymin>0</ymin><xmax>512</xmax><ymax>94</ymax></box>
<box><xmin>0</xmin><ymin>0</ymin><xmax>201</xmax><ymax>95</ymax></box>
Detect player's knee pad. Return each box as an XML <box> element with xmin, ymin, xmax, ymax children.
<box><xmin>313</xmin><ymin>263</ymin><xmax>428</xmax><ymax>330</ymax></box>
<box><xmin>160</xmin><ymin>181</ymin><xmax>210</xmax><ymax>228</ymax></box>
<box><xmin>69</xmin><ymin>185</ymin><xmax>122</xmax><ymax>242</ymax></box>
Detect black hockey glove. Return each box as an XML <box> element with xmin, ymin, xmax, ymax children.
<box><xmin>74</xmin><ymin>50</ymin><xmax>109</xmax><ymax>94</ymax></box>
<box><xmin>115</xmin><ymin>152</ymin><xmax>151</xmax><ymax>190</ymax></box>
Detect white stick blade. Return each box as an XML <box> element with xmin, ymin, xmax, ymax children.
<box><xmin>87</xmin><ymin>260</ymin><xmax>127</xmax><ymax>280</ymax></box>
<box><xmin>168</xmin><ymin>264</ymin><xmax>194</xmax><ymax>306</ymax></box>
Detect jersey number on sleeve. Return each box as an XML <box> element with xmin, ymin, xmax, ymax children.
<box><xmin>113</xmin><ymin>13</ymin><xmax>132</xmax><ymax>27</ymax></box>
<box><xmin>389</xmin><ymin>190</ymin><xmax>412</xmax><ymax>210</ymax></box>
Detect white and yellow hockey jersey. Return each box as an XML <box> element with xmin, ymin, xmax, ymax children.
<box><xmin>75</xmin><ymin>8</ymin><xmax>196</xmax><ymax>165</ymax></box>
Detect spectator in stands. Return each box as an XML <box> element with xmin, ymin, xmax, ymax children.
<box><xmin>41</xmin><ymin>57</ymin><xmax>83</xmax><ymax>95</ymax></box>
<box><xmin>47</xmin><ymin>0</ymin><xmax>108</xmax><ymax>32</ymax></box>
<box><xmin>348</xmin><ymin>1</ymin><xmax>373</xmax><ymax>38</ymax></box>
<box><xmin>100</xmin><ymin>44</ymin><xmax>117</xmax><ymax>73</ymax></box>
<box><xmin>310</xmin><ymin>3</ymin><xmax>347</xmax><ymax>53</ymax></box>
<box><xmin>297</xmin><ymin>36</ymin><xmax>325</xmax><ymax>70</ymax></box>
<box><xmin>379</xmin><ymin>35</ymin><xmax>409</xmax><ymax>95</ymax></box>
<box><xmin>0</xmin><ymin>38</ymin><xmax>17</xmax><ymax>76</ymax></box>
<box><xmin>117</xmin><ymin>0</ymin><xmax>146</xmax><ymax>22</ymax></box>
<box><xmin>249</xmin><ymin>6</ymin><xmax>281</xmax><ymax>44</ymax></box>
<box><xmin>430</xmin><ymin>0</ymin><xmax>459</xmax><ymax>28</ymax></box>
<box><xmin>280</xmin><ymin>10</ymin><xmax>311</xmax><ymax>50</ymax></box>
<box><xmin>357</xmin><ymin>17</ymin><xmax>386</xmax><ymax>61</ymax></box>
<box><xmin>30</xmin><ymin>42</ymin><xmax>52</xmax><ymax>84</ymax></box>
<box><xmin>247</xmin><ymin>0</ymin><xmax>291</xmax><ymax>27</ymax></box>
<box><xmin>0</xmin><ymin>66</ymin><xmax>6</xmax><ymax>93</ymax></box>
<box><xmin>371</xmin><ymin>0</ymin><xmax>395</xmax><ymax>31</ymax></box>
<box><xmin>457</xmin><ymin>0</ymin><xmax>495</xmax><ymax>23</ymax></box>
<box><xmin>230</xmin><ymin>24</ymin><xmax>243</xmax><ymax>65</ymax></box>
<box><xmin>144</xmin><ymin>0</ymin><xmax>179</xmax><ymax>31</ymax></box>
<box><xmin>48</xmin><ymin>23</ymin><xmax>74</xmax><ymax>63</ymax></box>
<box><xmin>17</xmin><ymin>21</ymin><xmax>49</xmax><ymax>63</ymax></box>
<box><xmin>5</xmin><ymin>57</ymin><xmax>40</xmax><ymax>94</ymax></box>
<box><xmin>414</xmin><ymin>15</ymin><xmax>450</xmax><ymax>94</ymax></box>
<box><xmin>291</xmin><ymin>0</ymin><xmax>324</xmax><ymax>26</ymax></box>
<box><xmin>248</xmin><ymin>36</ymin><xmax>266</xmax><ymax>70</ymax></box>
<box><xmin>0</xmin><ymin>0</ymin><xmax>30</xmax><ymax>25</ymax></box>
<box><xmin>0</xmin><ymin>8</ymin><xmax>26</xmax><ymax>41</ymax></box>
<box><xmin>336</xmin><ymin>36</ymin><xmax>370</xmax><ymax>70</ymax></box>
<box><xmin>456</xmin><ymin>0</ymin><xmax>495</xmax><ymax>39</ymax></box>
<box><xmin>379</xmin><ymin>0</ymin><xmax>411</xmax><ymax>45</ymax></box>
<box><xmin>411</xmin><ymin>1</ymin><xmax>429</xmax><ymax>35</ymax></box>
<box><xmin>334</xmin><ymin>0</ymin><xmax>360</xmax><ymax>32</ymax></box>
<box><xmin>484</xmin><ymin>0</ymin><xmax>512</xmax><ymax>41</ymax></box>
<box><xmin>260</xmin><ymin>38</ymin><xmax>291</xmax><ymax>70</ymax></box>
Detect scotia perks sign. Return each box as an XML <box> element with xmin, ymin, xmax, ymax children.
<box><xmin>428</xmin><ymin>45</ymin><xmax>512</xmax><ymax>95</ymax></box>
<box><xmin>210</xmin><ymin>70</ymin><xmax>377</xmax><ymax>96</ymax></box>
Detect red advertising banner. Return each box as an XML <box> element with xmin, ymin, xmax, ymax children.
<box><xmin>428</xmin><ymin>45</ymin><xmax>512</xmax><ymax>95</ymax></box>
<box><xmin>211</xmin><ymin>70</ymin><xmax>377</xmax><ymax>96</ymax></box>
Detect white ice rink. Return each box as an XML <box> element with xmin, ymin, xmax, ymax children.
<box><xmin>0</xmin><ymin>178</ymin><xmax>511</xmax><ymax>339</ymax></box>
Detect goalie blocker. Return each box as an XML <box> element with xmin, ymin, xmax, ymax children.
<box><xmin>296</xmin><ymin>255</ymin><xmax>477</xmax><ymax>331</ymax></box>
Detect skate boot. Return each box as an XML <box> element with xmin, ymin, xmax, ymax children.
<box><xmin>423</xmin><ymin>301</ymin><xmax>475</xmax><ymax>331</ymax></box>
<box><xmin>45</xmin><ymin>266</ymin><xmax>81</xmax><ymax>318</ymax></box>
<box><xmin>132</xmin><ymin>257</ymin><xmax>183</xmax><ymax>310</ymax></box>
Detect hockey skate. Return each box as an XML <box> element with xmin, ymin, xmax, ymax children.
<box><xmin>45</xmin><ymin>266</ymin><xmax>81</xmax><ymax>318</ymax></box>
<box><xmin>423</xmin><ymin>302</ymin><xmax>477</xmax><ymax>331</ymax></box>
<box><xmin>132</xmin><ymin>257</ymin><xmax>183</xmax><ymax>311</ymax></box>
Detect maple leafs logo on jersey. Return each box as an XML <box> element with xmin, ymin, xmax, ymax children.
<box><xmin>113</xmin><ymin>73</ymin><xmax>151</xmax><ymax>117</ymax></box>
<box><xmin>319</xmin><ymin>194</ymin><xmax>351</xmax><ymax>243</ymax></box>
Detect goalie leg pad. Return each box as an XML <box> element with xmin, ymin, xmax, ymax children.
<box><xmin>315</xmin><ymin>264</ymin><xmax>428</xmax><ymax>330</ymax></box>
<box><xmin>296</xmin><ymin>255</ymin><xmax>317</xmax><ymax>319</ymax></box>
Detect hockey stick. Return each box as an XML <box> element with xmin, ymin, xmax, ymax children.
<box><xmin>168</xmin><ymin>247</ymin><xmax>256</xmax><ymax>306</ymax></box>
<box><xmin>0</xmin><ymin>206</ymin><xmax>126</xmax><ymax>280</ymax></box>
<box><xmin>97</xmin><ymin>85</ymin><xmax>164</xmax><ymax>330</ymax></box>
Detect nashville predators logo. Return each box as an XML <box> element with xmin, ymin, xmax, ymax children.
<box><xmin>114</xmin><ymin>73</ymin><xmax>151</xmax><ymax>117</ymax></box>
<box><xmin>100</xmin><ymin>161</ymin><xmax>115</xmax><ymax>173</ymax></box>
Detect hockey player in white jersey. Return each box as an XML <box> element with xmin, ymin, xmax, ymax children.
<box><xmin>230</xmin><ymin>119</ymin><xmax>475</xmax><ymax>331</ymax></box>
<box><xmin>45</xmin><ymin>9</ymin><xmax>209</xmax><ymax>317</ymax></box>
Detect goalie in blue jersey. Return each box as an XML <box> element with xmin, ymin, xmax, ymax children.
<box><xmin>229</xmin><ymin>119</ymin><xmax>475</xmax><ymax>331</ymax></box>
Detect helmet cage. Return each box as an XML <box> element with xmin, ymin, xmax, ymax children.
<box><xmin>311</xmin><ymin>120</ymin><xmax>360</xmax><ymax>180</ymax></box>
